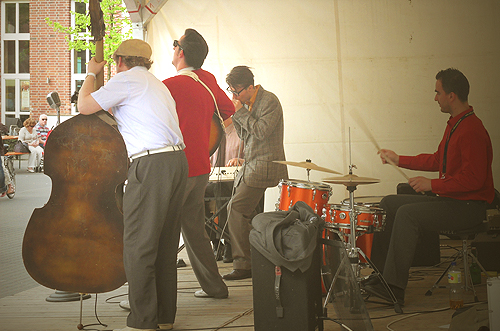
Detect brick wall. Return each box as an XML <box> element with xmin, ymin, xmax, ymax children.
<box><xmin>0</xmin><ymin>3</ymin><xmax>2</xmax><ymax>119</ymax></box>
<box><xmin>30</xmin><ymin>0</ymin><xmax>71</xmax><ymax>119</ymax></box>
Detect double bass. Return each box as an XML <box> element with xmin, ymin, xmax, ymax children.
<box><xmin>22</xmin><ymin>0</ymin><xmax>128</xmax><ymax>294</ymax></box>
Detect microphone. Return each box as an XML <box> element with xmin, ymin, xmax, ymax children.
<box><xmin>46</xmin><ymin>92</ymin><xmax>61</xmax><ymax>109</ymax></box>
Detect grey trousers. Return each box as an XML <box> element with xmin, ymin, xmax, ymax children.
<box><xmin>227</xmin><ymin>181</ymin><xmax>266</xmax><ymax>270</ymax></box>
<box><xmin>374</xmin><ymin>194</ymin><xmax>487</xmax><ymax>290</ymax></box>
<box><xmin>180</xmin><ymin>175</ymin><xmax>228</xmax><ymax>297</ymax></box>
<box><xmin>123</xmin><ymin>151</ymin><xmax>188</xmax><ymax>329</ymax></box>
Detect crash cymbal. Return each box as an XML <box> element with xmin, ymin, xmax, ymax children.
<box><xmin>273</xmin><ymin>160</ymin><xmax>341</xmax><ymax>174</ymax></box>
<box><xmin>322</xmin><ymin>174</ymin><xmax>380</xmax><ymax>186</ymax></box>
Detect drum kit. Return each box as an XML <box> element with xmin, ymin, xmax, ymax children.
<box><xmin>274</xmin><ymin>159</ymin><xmax>385</xmax><ymax>270</ymax></box>
<box><xmin>274</xmin><ymin>159</ymin><xmax>403</xmax><ymax>313</ymax></box>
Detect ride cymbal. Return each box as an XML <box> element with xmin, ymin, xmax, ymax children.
<box><xmin>322</xmin><ymin>174</ymin><xmax>380</xmax><ymax>186</ymax></box>
<box><xmin>273</xmin><ymin>160</ymin><xmax>341</xmax><ymax>174</ymax></box>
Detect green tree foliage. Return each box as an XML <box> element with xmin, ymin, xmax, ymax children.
<box><xmin>45</xmin><ymin>0</ymin><xmax>132</xmax><ymax>80</ymax></box>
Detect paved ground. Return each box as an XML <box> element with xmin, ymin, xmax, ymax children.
<box><xmin>0</xmin><ymin>159</ymin><xmax>52</xmax><ymax>299</ymax></box>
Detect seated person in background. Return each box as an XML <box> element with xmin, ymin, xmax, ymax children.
<box><xmin>1</xmin><ymin>135</ymin><xmax>7</xmax><ymax>197</ymax></box>
<box><xmin>366</xmin><ymin>68</ymin><xmax>494</xmax><ymax>306</ymax></box>
<box><xmin>1</xmin><ymin>135</ymin><xmax>14</xmax><ymax>197</ymax></box>
<box><xmin>0</xmin><ymin>122</ymin><xmax>8</xmax><ymax>135</ymax></box>
<box><xmin>18</xmin><ymin>118</ymin><xmax>44</xmax><ymax>173</ymax></box>
<box><xmin>205</xmin><ymin>117</ymin><xmax>244</xmax><ymax>263</ymax></box>
<box><xmin>34</xmin><ymin>114</ymin><xmax>50</xmax><ymax>148</ymax></box>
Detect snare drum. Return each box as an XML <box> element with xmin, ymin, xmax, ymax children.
<box><xmin>341</xmin><ymin>195</ymin><xmax>385</xmax><ymax>208</ymax></box>
<box><xmin>321</xmin><ymin>203</ymin><xmax>385</xmax><ymax>233</ymax></box>
<box><xmin>276</xmin><ymin>179</ymin><xmax>331</xmax><ymax>214</ymax></box>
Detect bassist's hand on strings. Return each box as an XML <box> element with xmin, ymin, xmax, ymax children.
<box><xmin>77</xmin><ymin>57</ymin><xmax>107</xmax><ymax>115</ymax></box>
<box><xmin>88</xmin><ymin>57</ymin><xmax>107</xmax><ymax>76</ymax></box>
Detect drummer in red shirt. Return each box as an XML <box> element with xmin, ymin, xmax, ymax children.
<box><xmin>365</xmin><ymin>68</ymin><xmax>495</xmax><ymax>306</ymax></box>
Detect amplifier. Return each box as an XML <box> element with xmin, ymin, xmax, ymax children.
<box><xmin>251</xmin><ymin>246</ymin><xmax>322</xmax><ymax>331</ymax></box>
<box><xmin>472</xmin><ymin>232</ymin><xmax>500</xmax><ymax>272</ymax></box>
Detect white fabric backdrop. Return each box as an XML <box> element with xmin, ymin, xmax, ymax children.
<box><xmin>146</xmin><ymin>0</ymin><xmax>500</xmax><ymax>211</ymax></box>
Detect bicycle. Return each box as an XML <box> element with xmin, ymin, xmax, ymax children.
<box><xmin>2</xmin><ymin>154</ymin><xmax>16</xmax><ymax>199</ymax></box>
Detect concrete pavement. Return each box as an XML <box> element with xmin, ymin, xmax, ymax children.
<box><xmin>0</xmin><ymin>159</ymin><xmax>52</xmax><ymax>299</ymax></box>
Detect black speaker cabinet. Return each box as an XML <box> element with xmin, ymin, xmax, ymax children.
<box><xmin>251</xmin><ymin>246</ymin><xmax>323</xmax><ymax>331</ymax></box>
<box><xmin>472</xmin><ymin>232</ymin><xmax>500</xmax><ymax>272</ymax></box>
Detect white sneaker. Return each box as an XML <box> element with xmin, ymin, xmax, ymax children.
<box><xmin>119</xmin><ymin>300</ymin><xmax>130</xmax><ymax>311</ymax></box>
<box><xmin>194</xmin><ymin>289</ymin><xmax>228</xmax><ymax>299</ymax></box>
<box><xmin>158</xmin><ymin>324</ymin><xmax>173</xmax><ymax>330</ymax></box>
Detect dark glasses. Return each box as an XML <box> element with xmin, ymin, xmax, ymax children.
<box><xmin>226</xmin><ymin>86</ymin><xmax>249</xmax><ymax>97</ymax></box>
<box><xmin>173</xmin><ymin>40</ymin><xmax>183</xmax><ymax>51</ymax></box>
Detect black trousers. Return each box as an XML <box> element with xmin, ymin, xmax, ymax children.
<box><xmin>371</xmin><ymin>194</ymin><xmax>487</xmax><ymax>290</ymax></box>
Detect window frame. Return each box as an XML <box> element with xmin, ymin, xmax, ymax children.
<box><xmin>70</xmin><ymin>0</ymin><xmax>91</xmax><ymax>114</ymax></box>
<box><xmin>1</xmin><ymin>1</ymin><xmax>30</xmax><ymax>123</ymax></box>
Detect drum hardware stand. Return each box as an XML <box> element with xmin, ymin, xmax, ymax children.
<box><xmin>338</xmin><ymin>163</ymin><xmax>403</xmax><ymax>314</ymax></box>
<box><xmin>356</xmin><ymin>247</ymin><xmax>403</xmax><ymax>313</ymax></box>
<box><xmin>345</xmin><ymin>165</ymin><xmax>361</xmax><ymax>273</ymax></box>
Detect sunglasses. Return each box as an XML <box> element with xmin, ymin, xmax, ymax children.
<box><xmin>226</xmin><ymin>85</ymin><xmax>249</xmax><ymax>97</ymax></box>
<box><xmin>173</xmin><ymin>40</ymin><xmax>183</xmax><ymax>51</ymax></box>
<box><xmin>28</xmin><ymin>125</ymin><xmax>35</xmax><ymax>127</ymax></box>
<box><xmin>41</xmin><ymin>119</ymin><xmax>47</xmax><ymax>121</ymax></box>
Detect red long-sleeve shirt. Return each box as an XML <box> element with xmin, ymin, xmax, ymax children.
<box><xmin>399</xmin><ymin>107</ymin><xmax>494</xmax><ymax>203</ymax></box>
<box><xmin>163</xmin><ymin>69</ymin><xmax>234</xmax><ymax>177</ymax></box>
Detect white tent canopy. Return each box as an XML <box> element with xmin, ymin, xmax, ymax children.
<box><xmin>127</xmin><ymin>0</ymin><xmax>500</xmax><ymax>210</ymax></box>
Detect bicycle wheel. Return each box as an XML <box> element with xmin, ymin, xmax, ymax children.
<box><xmin>5</xmin><ymin>158</ymin><xmax>15</xmax><ymax>199</ymax></box>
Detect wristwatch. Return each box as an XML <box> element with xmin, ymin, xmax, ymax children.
<box><xmin>86</xmin><ymin>72</ymin><xmax>97</xmax><ymax>79</ymax></box>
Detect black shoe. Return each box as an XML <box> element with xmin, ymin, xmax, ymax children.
<box><xmin>222</xmin><ymin>269</ymin><xmax>252</xmax><ymax>280</ymax></box>
<box><xmin>360</xmin><ymin>273</ymin><xmax>381</xmax><ymax>287</ymax></box>
<box><xmin>223</xmin><ymin>244</ymin><xmax>233</xmax><ymax>263</ymax></box>
<box><xmin>364</xmin><ymin>282</ymin><xmax>405</xmax><ymax>306</ymax></box>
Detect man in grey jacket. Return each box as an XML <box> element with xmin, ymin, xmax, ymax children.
<box><xmin>223</xmin><ymin>66</ymin><xmax>288</xmax><ymax>280</ymax></box>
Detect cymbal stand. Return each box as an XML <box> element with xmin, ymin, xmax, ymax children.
<box><xmin>343</xmin><ymin>169</ymin><xmax>403</xmax><ymax>313</ymax></box>
<box><xmin>357</xmin><ymin>247</ymin><xmax>403</xmax><ymax>314</ymax></box>
<box><xmin>305</xmin><ymin>159</ymin><xmax>312</xmax><ymax>181</ymax></box>
<box><xmin>345</xmin><ymin>165</ymin><xmax>359</xmax><ymax>274</ymax></box>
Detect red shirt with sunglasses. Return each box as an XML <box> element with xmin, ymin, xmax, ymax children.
<box><xmin>163</xmin><ymin>68</ymin><xmax>234</xmax><ymax>177</ymax></box>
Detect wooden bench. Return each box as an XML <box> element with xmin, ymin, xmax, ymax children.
<box><xmin>5</xmin><ymin>152</ymin><xmax>29</xmax><ymax>169</ymax></box>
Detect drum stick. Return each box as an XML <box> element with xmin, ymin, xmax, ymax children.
<box><xmin>350</xmin><ymin>110</ymin><xmax>410</xmax><ymax>181</ymax></box>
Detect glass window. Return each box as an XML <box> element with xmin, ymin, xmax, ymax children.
<box><xmin>20</xmin><ymin>80</ymin><xmax>30</xmax><ymax>111</ymax></box>
<box><xmin>74</xmin><ymin>49</ymin><xmax>87</xmax><ymax>74</ymax></box>
<box><xmin>19</xmin><ymin>3</ymin><xmax>29</xmax><ymax>33</ymax></box>
<box><xmin>4</xmin><ymin>40</ymin><xmax>16</xmax><ymax>73</ymax></box>
<box><xmin>74</xmin><ymin>80</ymin><xmax>85</xmax><ymax>113</ymax></box>
<box><xmin>75</xmin><ymin>2</ymin><xmax>86</xmax><ymax>33</ymax></box>
<box><xmin>19</xmin><ymin>40</ymin><xmax>30</xmax><ymax>73</ymax></box>
<box><xmin>75</xmin><ymin>2</ymin><xmax>86</xmax><ymax>14</ymax></box>
<box><xmin>5</xmin><ymin>3</ymin><xmax>16</xmax><ymax>33</ymax></box>
<box><xmin>5</xmin><ymin>80</ymin><xmax>16</xmax><ymax>112</ymax></box>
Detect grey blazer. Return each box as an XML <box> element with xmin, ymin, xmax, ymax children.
<box><xmin>232</xmin><ymin>86</ymin><xmax>288</xmax><ymax>188</ymax></box>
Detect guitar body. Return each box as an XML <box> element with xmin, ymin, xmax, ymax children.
<box><xmin>209</xmin><ymin>112</ymin><xmax>224</xmax><ymax>156</ymax></box>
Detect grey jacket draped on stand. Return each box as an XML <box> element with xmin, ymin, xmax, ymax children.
<box><xmin>249</xmin><ymin>201</ymin><xmax>324</xmax><ymax>272</ymax></box>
